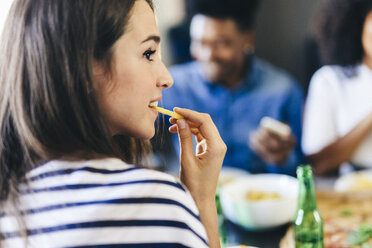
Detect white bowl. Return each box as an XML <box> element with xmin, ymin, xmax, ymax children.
<box><xmin>335</xmin><ymin>169</ymin><xmax>372</xmax><ymax>192</ymax></box>
<box><xmin>218</xmin><ymin>166</ymin><xmax>250</xmax><ymax>186</ymax></box>
<box><xmin>220</xmin><ymin>174</ymin><xmax>298</xmax><ymax>230</ymax></box>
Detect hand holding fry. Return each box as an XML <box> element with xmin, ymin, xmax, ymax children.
<box><xmin>168</xmin><ymin>107</ymin><xmax>226</xmax><ymax>202</ymax></box>
<box><xmin>169</xmin><ymin>107</ymin><xmax>226</xmax><ymax>248</ymax></box>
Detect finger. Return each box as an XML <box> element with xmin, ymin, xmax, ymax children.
<box><xmin>256</xmin><ymin>129</ymin><xmax>275</xmax><ymax>148</ymax></box>
<box><xmin>170</xmin><ymin>117</ymin><xmax>203</xmax><ymax>130</ymax></box>
<box><xmin>252</xmin><ymin>135</ymin><xmax>285</xmax><ymax>163</ymax></box>
<box><xmin>279</xmin><ymin>134</ymin><xmax>296</xmax><ymax>147</ymax></box>
<box><xmin>250</xmin><ymin>132</ymin><xmax>268</xmax><ymax>157</ymax></box>
<box><xmin>174</xmin><ymin>107</ymin><xmax>222</xmax><ymax>145</ymax></box>
<box><xmin>169</xmin><ymin>117</ymin><xmax>177</xmax><ymax>125</ymax></box>
<box><xmin>169</xmin><ymin>124</ymin><xmax>178</xmax><ymax>133</ymax></box>
<box><xmin>176</xmin><ymin>119</ymin><xmax>195</xmax><ymax>162</ymax></box>
<box><xmin>263</xmin><ymin>127</ymin><xmax>295</xmax><ymax>145</ymax></box>
<box><xmin>265</xmin><ymin>131</ymin><xmax>295</xmax><ymax>152</ymax></box>
<box><xmin>195</xmin><ymin>132</ymin><xmax>204</xmax><ymax>142</ymax></box>
<box><xmin>169</xmin><ymin>123</ymin><xmax>205</xmax><ymax>139</ymax></box>
<box><xmin>257</xmin><ymin>129</ymin><xmax>285</xmax><ymax>152</ymax></box>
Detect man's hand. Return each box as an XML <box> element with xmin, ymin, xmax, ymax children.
<box><xmin>249</xmin><ymin>127</ymin><xmax>295</xmax><ymax>165</ymax></box>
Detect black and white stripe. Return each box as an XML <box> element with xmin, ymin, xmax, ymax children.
<box><xmin>1</xmin><ymin>158</ymin><xmax>209</xmax><ymax>248</ymax></box>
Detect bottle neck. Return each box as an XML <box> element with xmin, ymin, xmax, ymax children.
<box><xmin>297</xmin><ymin>176</ymin><xmax>317</xmax><ymax>211</ymax></box>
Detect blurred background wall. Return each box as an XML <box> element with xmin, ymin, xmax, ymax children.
<box><xmin>155</xmin><ymin>0</ymin><xmax>186</xmax><ymax>66</ymax></box>
<box><xmin>254</xmin><ymin>0</ymin><xmax>322</xmax><ymax>92</ymax></box>
<box><xmin>0</xmin><ymin>0</ymin><xmax>322</xmax><ymax>92</ymax></box>
<box><xmin>155</xmin><ymin>0</ymin><xmax>323</xmax><ymax>92</ymax></box>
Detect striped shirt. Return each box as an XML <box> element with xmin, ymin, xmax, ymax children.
<box><xmin>0</xmin><ymin>158</ymin><xmax>209</xmax><ymax>248</ymax></box>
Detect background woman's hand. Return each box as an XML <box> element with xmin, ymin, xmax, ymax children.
<box><xmin>249</xmin><ymin>127</ymin><xmax>295</xmax><ymax>165</ymax></box>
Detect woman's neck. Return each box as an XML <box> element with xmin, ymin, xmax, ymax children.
<box><xmin>363</xmin><ymin>55</ymin><xmax>372</xmax><ymax>70</ymax></box>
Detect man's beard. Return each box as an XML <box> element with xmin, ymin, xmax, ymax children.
<box><xmin>202</xmin><ymin>61</ymin><xmax>237</xmax><ymax>84</ymax></box>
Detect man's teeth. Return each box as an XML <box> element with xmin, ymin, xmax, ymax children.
<box><xmin>149</xmin><ymin>101</ymin><xmax>158</xmax><ymax>107</ymax></box>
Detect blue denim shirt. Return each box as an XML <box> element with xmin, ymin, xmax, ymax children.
<box><xmin>161</xmin><ymin>57</ymin><xmax>304</xmax><ymax>175</ymax></box>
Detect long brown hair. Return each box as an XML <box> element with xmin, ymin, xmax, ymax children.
<box><xmin>0</xmin><ymin>0</ymin><xmax>154</xmax><ymax>211</ymax></box>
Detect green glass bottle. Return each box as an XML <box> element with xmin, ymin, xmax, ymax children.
<box><xmin>293</xmin><ymin>165</ymin><xmax>324</xmax><ymax>248</ymax></box>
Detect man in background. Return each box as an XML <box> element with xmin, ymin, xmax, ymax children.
<box><xmin>157</xmin><ymin>0</ymin><xmax>304</xmax><ymax>175</ymax></box>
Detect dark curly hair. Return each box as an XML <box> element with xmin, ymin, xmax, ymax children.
<box><xmin>314</xmin><ymin>0</ymin><xmax>372</xmax><ymax>66</ymax></box>
<box><xmin>186</xmin><ymin>0</ymin><xmax>261</xmax><ymax>31</ymax></box>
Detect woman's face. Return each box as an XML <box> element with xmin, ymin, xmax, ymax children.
<box><xmin>362</xmin><ymin>10</ymin><xmax>372</xmax><ymax>66</ymax></box>
<box><xmin>95</xmin><ymin>0</ymin><xmax>173</xmax><ymax>139</ymax></box>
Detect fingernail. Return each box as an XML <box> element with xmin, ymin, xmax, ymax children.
<box><xmin>178</xmin><ymin>119</ymin><xmax>186</xmax><ymax>129</ymax></box>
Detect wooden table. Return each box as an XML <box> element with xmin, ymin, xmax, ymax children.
<box><xmin>222</xmin><ymin>175</ymin><xmax>372</xmax><ymax>248</ymax></box>
<box><xmin>280</xmin><ymin>190</ymin><xmax>372</xmax><ymax>248</ymax></box>
<box><xmin>221</xmin><ymin>176</ymin><xmax>339</xmax><ymax>247</ymax></box>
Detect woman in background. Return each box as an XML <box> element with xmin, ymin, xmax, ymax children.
<box><xmin>0</xmin><ymin>0</ymin><xmax>226</xmax><ymax>247</ymax></box>
<box><xmin>302</xmin><ymin>0</ymin><xmax>372</xmax><ymax>175</ymax></box>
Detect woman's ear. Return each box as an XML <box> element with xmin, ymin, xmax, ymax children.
<box><xmin>92</xmin><ymin>60</ymin><xmax>116</xmax><ymax>92</ymax></box>
<box><xmin>92</xmin><ymin>60</ymin><xmax>106</xmax><ymax>77</ymax></box>
<box><xmin>92</xmin><ymin>60</ymin><xmax>110</xmax><ymax>92</ymax></box>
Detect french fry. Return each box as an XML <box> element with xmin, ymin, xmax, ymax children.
<box><xmin>151</xmin><ymin>106</ymin><xmax>184</xmax><ymax>120</ymax></box>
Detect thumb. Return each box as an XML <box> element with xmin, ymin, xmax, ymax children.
<box><xmin>177</xmin><ymin>119</ymin><xmax>194</xmax><ymax>161</ymax></box>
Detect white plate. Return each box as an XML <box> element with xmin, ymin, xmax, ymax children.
<box><xmin>334</xmin><ymin>169</ymin><xmax>372</xmax><ymax>192</ymax></box>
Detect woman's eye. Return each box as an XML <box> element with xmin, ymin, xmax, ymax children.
<box><xmin>143</xmin><ymin>49</ymin><xmax>156</xmax><ymax>61</ymax></box>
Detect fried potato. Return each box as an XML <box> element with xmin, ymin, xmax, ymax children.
<box><xmin>151</xmin><ymin>106</ymin><xmax>184</xmax><ymax>120</ymax></box>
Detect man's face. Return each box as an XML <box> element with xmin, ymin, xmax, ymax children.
<box><xmin>190</xmin><ymin>14</ymin><xmax>254</xmax><ymax>85</ymax></box>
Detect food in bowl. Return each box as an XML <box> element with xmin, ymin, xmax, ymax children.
<box><xmin>218</xmin><ymin>167</ymin><xmax>250</xmax><ymax>186</ymax></box>
<box><xmin>350</xmin><ymin>174</ymin><xmax>372</xmax><ymax>191</ymax></box>
<box><xmin>245</xmin><ymin>190</ymin><xmax>280</xmax><ymax>201</ymax></box>
<box><xmin>335</xmin><ymin>170</ymin><xmax>372</xmax><ymax>192</ymax></box>
<box><xmin>220</xmin><ymin>174</ymin><xmax>298</xmax><ymax>230</ymax></box>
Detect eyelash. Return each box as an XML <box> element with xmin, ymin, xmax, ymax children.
<box><xmin>143</xmin><ymin>49</ymin><xmax>156</xmax><ymax>61</ymax></box>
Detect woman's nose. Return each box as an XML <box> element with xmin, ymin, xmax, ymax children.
<box><xmin>157</xmin><ymin>63</ymin><xmax>173</xmax><ymax>89</ymax></box>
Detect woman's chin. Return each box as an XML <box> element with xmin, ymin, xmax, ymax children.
<box><xmin>139</xmin><ymin>127</ymin><xmax>155</xmax><ymax>140</ymax></box>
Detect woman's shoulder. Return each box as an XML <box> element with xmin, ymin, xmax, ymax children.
<box><xmin>29</xmin><ymin>158</ymin><xmax>186</xmax><ymax>191</ymax></box>
<box><xmin>28</xmin><ymin>158</ymin><xmax>195</xmax><ymax>208</ymax></box>
<box><xmin>13</xmin><ymin>158</ymin><xmax>208</xmax><ymax>247</ymax></box>
<box><xmin>308</xmin><ymin>65</ymin><xmax>346</xmax><ymax>93</ymax></box>
<box><xmin>311</xmin><ymin>64</ymin><xmax>362</xmax><ymax>84</ymax></box>
<box><xmin>27</xmin><ymin>157</ymin><xmax>203</xmax><ymax>224</ymax></box>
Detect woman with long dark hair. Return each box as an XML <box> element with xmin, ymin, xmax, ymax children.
<box><xmin>302</xmin><ymin>0</ymin><xmax>372</xmax><ymax>175</ymax></box>
<box><xmin>0</xmin><ymin>0</ymin><xmax>226</xmax><ymax>247</ymax></box>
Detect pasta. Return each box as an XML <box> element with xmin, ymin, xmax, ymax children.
<box><xmin>245</xmin><ymin>190</ymin><xmax>281</xmax><ymax>201</ymax></box>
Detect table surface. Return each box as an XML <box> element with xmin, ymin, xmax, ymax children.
<box><xmin>221</xmin><ymin>175</ymin><xmax>338</xmax><ymax>248</ymax></box>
